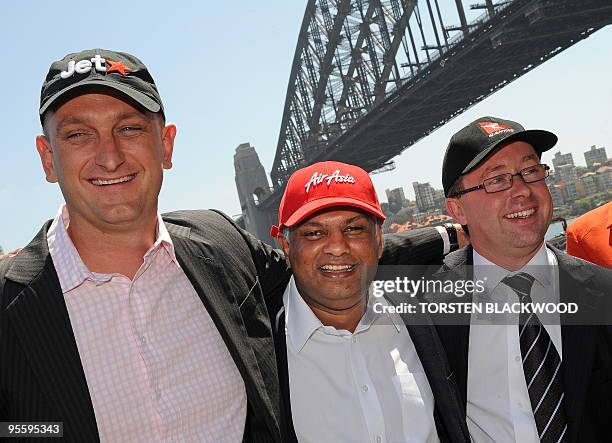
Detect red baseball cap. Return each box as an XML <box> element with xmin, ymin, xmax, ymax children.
<box><xmin>270</xmin><ymin>161</ymin><xmax>385</xmax><ymax>237</ymax></box>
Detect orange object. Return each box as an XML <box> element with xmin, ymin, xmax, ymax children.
<box><xmin>566</xmin><ymin>201</ymin><xmax>612</xmax><ymax>268</ymax></box>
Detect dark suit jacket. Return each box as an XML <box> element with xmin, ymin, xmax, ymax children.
<box><xmin>0</xmin><ymin>209</ymin><xmax>449</xmax><ymax>442</ymax></box>
<box><xmin>0</xmin><ymin>210</ymin><xmax>291</xmax><ymax>442</ymax></box>
<box><xmin>431</xmin><ymin>246</ymin><xmax>612</xmax><ymax>443</ymax></box>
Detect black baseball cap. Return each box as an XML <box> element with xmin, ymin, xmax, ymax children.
<box><xmin>39</xmin><ymin>49</ymin><xmax>164</xmax><ymax>121</ymax></box>
<box><xmin>442</xmin><ymin>116</ymin><xmax>557</xmax><ymax>196</ymax></box>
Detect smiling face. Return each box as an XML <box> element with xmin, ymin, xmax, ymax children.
<box><xmin>36</xmin><ymin>92</ymin><xmax>176</xmax><ymax>235</ymax></box>
<box><xmin>279</xmin><ymin>208</ymin><xmax>382</xmax><ymax>315</ymax></box>
<box><xmin>446</xmin><ymin>141</ymin><xmax>552</xmax><ymax>268</ymax></box>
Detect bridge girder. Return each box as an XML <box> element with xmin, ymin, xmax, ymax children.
<box><xmin>271</xmin><ymin>0</ymin><xmax>422</xmax><ymax>188</ymax></box>
<box><xmin>263</xmin><ymin>0</ymin><xmax>612</xmax><ymax>210</ymax></box>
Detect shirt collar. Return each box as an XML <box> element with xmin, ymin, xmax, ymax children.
<box><xmin>283</xmin><ymin>277</ymin><xmax>323</xmax><ymax>353</ymax></box>
<box><xmin>47</xmin><ymin>205</ymin><xmax>93</xmax><ymax>293</ymax></box>
<box><xmin>148</xmin><ymin>213</ymin><xmax>179</xmax><ymax>266</ymax></box>
<box><xmin>47</xmin><ymin>204</ymin><xmax>180</xmax><ymax>293</ymax></box>
<box><xmin>282</xmin><ymin>276</ymin><xmax>399</xmax><ymax>353</ymax></box>
<box><xmin>473</xmin><ymin>242</ymin><xmax>555</xmax><ymax>291</ymax></box>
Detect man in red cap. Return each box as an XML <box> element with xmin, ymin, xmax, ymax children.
<box><xmin>269</xmin><ymin>161</ymin><xmax>469</xmax><ymax>442</ymax></box>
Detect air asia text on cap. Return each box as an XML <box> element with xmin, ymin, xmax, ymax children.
<box><xmin>304</xmin><ymin>170</ymin><xmax>356</xmax><ymax>193</ymax></box>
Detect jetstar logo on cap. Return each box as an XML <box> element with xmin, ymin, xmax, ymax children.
<box><xmin>304</xmin><ymin>170</ymin><xmax>356</xmax><ymax>193</ymax></box>
<box><xmin>106</xmin><ymin>59</ymin><xmax>132</xmax><ymax>76</ymax></box>
<box><xmin>478</xmin><ymin>122</ymin><xmax>515</xmax><ymax>138</ymax></box>
<box><xmin>60</xmin><ymin>54</ymin><xmax>132</xmax><ymax>79</ymax></box>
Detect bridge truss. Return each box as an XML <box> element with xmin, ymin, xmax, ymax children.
<box><xmin>263</xmin><ymin>0</ymin><xmax>612</xmax><ymax>208</ymax></box>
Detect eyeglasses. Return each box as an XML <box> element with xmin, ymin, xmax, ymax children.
<box><xmin>450</xmin><ymin>164</ymin><xmax>550</xmax><ymax>197</ymax></box>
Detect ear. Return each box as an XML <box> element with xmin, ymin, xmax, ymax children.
<box><xmin>277</xmin><ymin>233</ymin><xmax>292</xmax><ymax>268</ymax></box>
<box><xmin>161</xmin><ymin>123</ymin><xmax>177</xmax><ymax>169</ymax></box>
<box><xmin>36</xmin><ymin>135</ymin><xmax>58</xmax><ymax>183</ymax></box>
<box><xmin>446</xmin><ymin>198</ymin><xmax>467</xmax><ymax>225</ymax></box>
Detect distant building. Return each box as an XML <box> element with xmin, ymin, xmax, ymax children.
<box><xmin>556</xmin><ymin>163</ymin><xmax>578</xmax><ymax>184</ymax></box>
<box><xmin>423</xmin><ymin>213</ymin><xmax>452</xmax><ymax>227</ymax></box>
<box><xmin>385</xmin><ymin>187</ymin><xmax>407</xmax><ymax>213</ymax></box>
<box><xmin>549</xmin><ymin>184</ymin><xmax>565</xmax><ymax>207</ymax></box>
<box><xmin>433</xmin><ymin>189</ymin><xmax>446</xmax><ymax>212</ymax></box>
<box><xmin>552</xmin><ymin>151</ymin><xmax>575</xmax><ymax>169</ymax></box>
<box><xmin>386</xmin><ymin>187</ymin><xmax>406</xmax><ymax>203</ymax></box>
<box><xmin>563</xmin><ymin>181</ymin><xmax>579</xmax><ymax>201</ymax></box>
<box><xmin>584</xmin><ymin>145</ymin><xmax>608</xmax><ymax>168</ymax></box>
<box><xmin>413</xmin><ymin>181</ymin><xmax>437</xmax><ymax>212</ymax></box>
<box><xmin>596</xmin><ymin>165</ymin><xmax>612</xmax><ymax>190</ymax></box>
<box><xmin>579</xmin><ymin>173</ymin><xmax>599</xmax><ymax>196</ymax></box>
<box><xmin>413</xmin><ymin>209</ymin><xmax>443</xmax><ymax>224</ymax></box>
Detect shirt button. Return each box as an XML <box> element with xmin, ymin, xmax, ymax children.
<box><xmin>352</xmin><ymin>337</ymin><xmax>357</xmax><ymax>343</ymax></box>
<box><xmin>515</xmin><ymin>356</ymin><xmax>520</xmax><ymax>362</ymax></box>
<box><xmin>140</xmin><ymin>336</ymin><xmax>147</xmax><ymax>345</ymax></box>
<box><xmin>362</xmin><ymin>384</ymin><xmax>369</xmax><ymax>392</ymax></box>
<box><xmin>376</xmin><ymin>436</ymin><xmax>382</xmax><ymax>443</ymax></box>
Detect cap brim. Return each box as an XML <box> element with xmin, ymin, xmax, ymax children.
<box><xmin>284</xmin><ymin>197</ymin><xmax>386</xmax><ymax>229</ymax></box>
<box><xmin>39</xmin><ymin>79</ymin><xmax>161</xmax><ymax>116</ymax></box>
<box><xmin>462</xmin><ymin>129</ymin><xmax>558</xmax><ymax>174</ymax></box>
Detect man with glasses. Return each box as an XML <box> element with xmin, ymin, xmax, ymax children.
<box><xmin>429</xmin><ymin>117</ymin><xmax>612</xmax><ymax>442</ymax></box>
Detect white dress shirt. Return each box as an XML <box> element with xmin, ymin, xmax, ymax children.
<box><xmin>284</xmin><ymin>277</ymin><xmax>439</xmax><ymax>443</ymax></box>
<box><xmin>48</xmin><ymin>205</ymin><xmax>246</xmax><ymax>442</ymax></box>
<box><xmin>467</xmin><ymin>243</ymin><xmax>561</xmax><ymax>443</ymax></box>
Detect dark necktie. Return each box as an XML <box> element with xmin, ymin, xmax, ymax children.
<box><xmin>502</xmin><ymin>273</ymin><xmax>568</xmax><ymax>443</ymax></box>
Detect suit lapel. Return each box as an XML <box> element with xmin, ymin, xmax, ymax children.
<box><xmin>442</xmin><ymin>319</ymin><xmax>470</xmax><ymax>407</ymax></box>
<box><xmin>431</xmin><ymin>247</ymin><xmax>472</xmax><ymax>406</ymax></box>
<box><xmin>168</xmin><ymin>225</ymin><xmax>280</xmax><ymax>441</ymax></box>
<box><xmin>4</xmin><ymin>223</ymin><xmax>98</xmax><ymax>438</ymax></box>
<box><xmin>553</xmin><ymin>249</ymin><xmax>601</xmax><ymax>442</ymax></box>
<box><xmin>270</xmin><ymin>306</ymin><xmax>299</xmax><ymax>443</ymax></box>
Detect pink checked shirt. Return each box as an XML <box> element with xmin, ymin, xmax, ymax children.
<box><xmin>47</xmin><ymin>205</ymin><xmax>247</xmax><ymax>442</ymax></box>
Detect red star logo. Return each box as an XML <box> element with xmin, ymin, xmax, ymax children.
<box><xmin>106</xmin><ymin>59</ymin><xmax>132</xmax><ymax>76</ymax></box>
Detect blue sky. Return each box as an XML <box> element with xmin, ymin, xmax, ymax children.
<box><xmin>1</xmin><ymin>2</ymin><xmax>610</xmax><ymax>250</ymax></box>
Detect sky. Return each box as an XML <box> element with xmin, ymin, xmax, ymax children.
<box><xmin>1</xmin><ymin>1</ymin><xmax>611</xmax><ymax>251</ymax></box>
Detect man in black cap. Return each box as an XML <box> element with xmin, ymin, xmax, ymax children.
<box><xmin>433</xmin><ymin>116</ymin><xmax>612</xmax><ymax>442</ymax></box>
<box><xmin>2</xmin><ymin>49</ymin><xmax>281</xmax><ymax>443</ymax></box>
<box><xmin>0</xmin><ymin>49</ymin><xmax>463</xmax><ymax>442</ymax></box>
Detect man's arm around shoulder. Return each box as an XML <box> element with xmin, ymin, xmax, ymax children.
<box><xmin>162</xmin><ymin>209</ymin><xmax>291</xmax><ymax>301</ymax></box>
<box><xmin>381</xmin><ymin>224</ymin><xmax>467</xmax><ymax>266</ymax></box>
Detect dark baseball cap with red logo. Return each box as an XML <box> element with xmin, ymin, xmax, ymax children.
<box><xmin>442</xmin><ymin>116</ymin><xmax>558</xmax><ymax>196</ymax></box>
<box><xmin>39</xmin><ymin>49</ymin><xmax>164</xmax><ymax>121</ymax></box>
<box><xmin>270</xmin><ymin>161</ymin><xmax>385</xmax><ymax>237</ymax></box>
